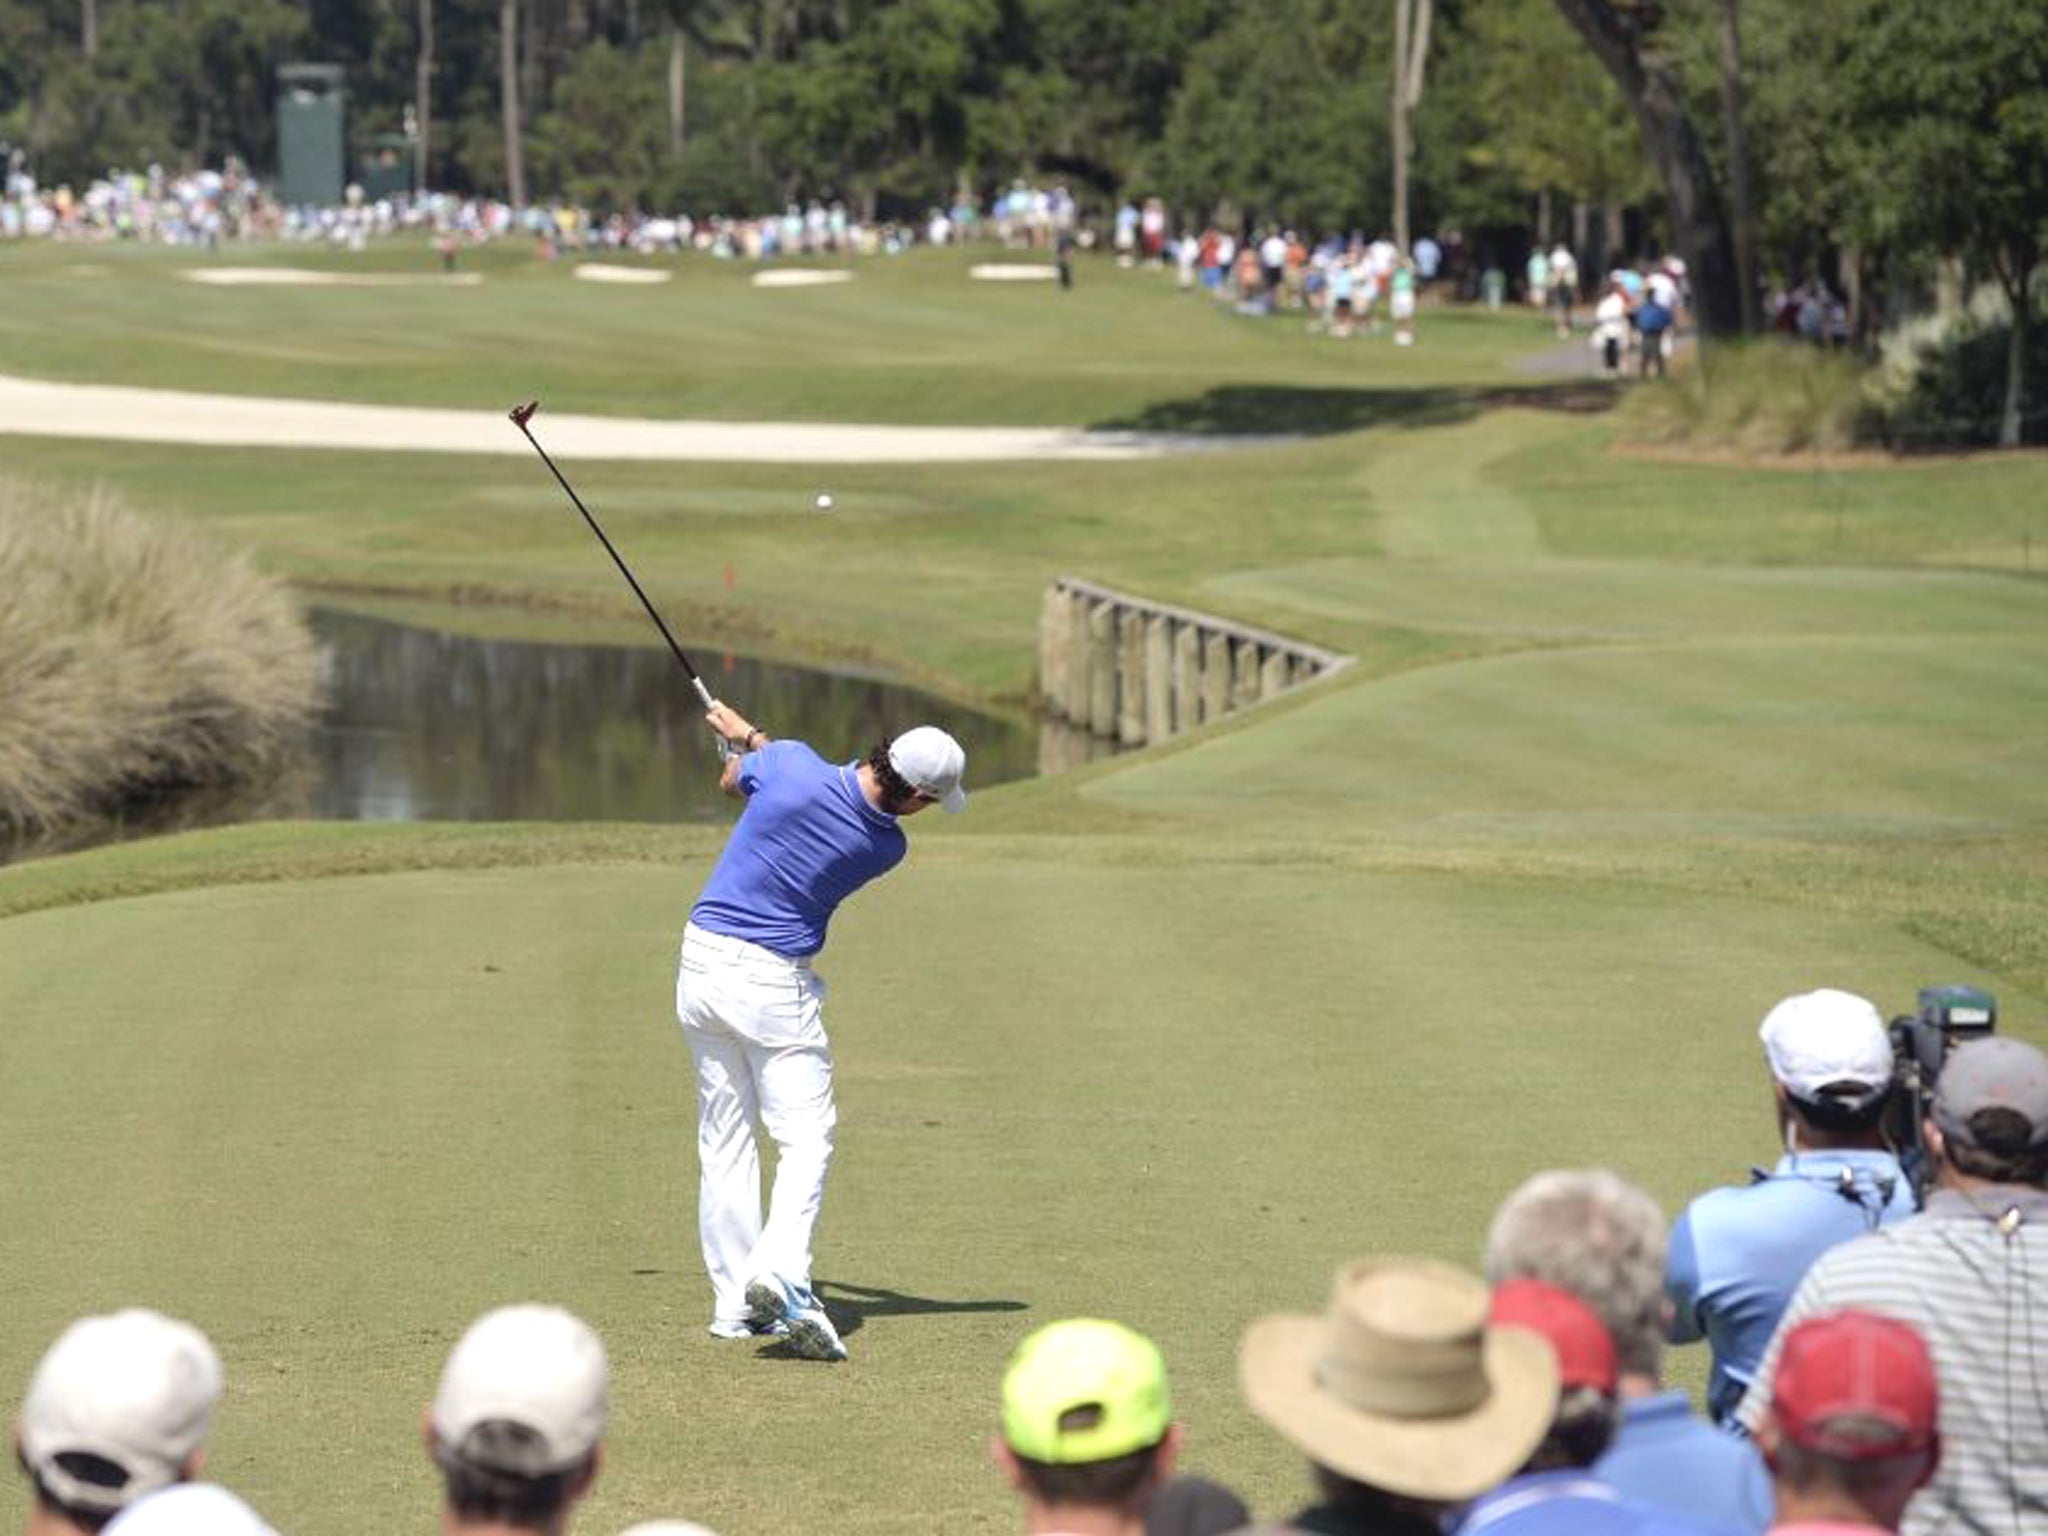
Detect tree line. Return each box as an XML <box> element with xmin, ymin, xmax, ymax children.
<box><xmin>0</xmin><ymin>0</ymin><xmax>2042</xmax><ymax>435</ymax></box>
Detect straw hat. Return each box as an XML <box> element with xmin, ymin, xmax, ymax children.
<box><xmin>1239</xmin><ymin>1257</ymin><xmax>1558</xmax><ymax>1502</ymax></box>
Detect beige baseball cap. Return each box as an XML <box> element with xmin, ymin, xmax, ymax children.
<box><xmin>431</xmin><ymin>1305</ymin><xmax>609</xmax><ymax>1476</ymax></box>
<box><xmin>18</xmin><ymin>1310</ymin><xmax>223</xmax><ymax>1515</ymax></box>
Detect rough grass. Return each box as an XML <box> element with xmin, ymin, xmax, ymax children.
<box><xmin>1617</xmin><ymin>339</ymin><xmax>1869</xmax><ymax>456</ymax></box>
<box><xmin>0</xmin><ymin>480</ymin><xmax>322</xmax><ymax>831</ymax></box>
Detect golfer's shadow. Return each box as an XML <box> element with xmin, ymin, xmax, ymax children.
<box><xmin>755</xmin><ymin>1278</ymin><xmax>1026</xmax><ymax>1360</ymax></box>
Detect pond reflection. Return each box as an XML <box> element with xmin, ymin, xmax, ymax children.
<box><xmin>307</xmin><ymin>608</ymin><xmax>1041</xmax><ymax>824</ymax></box>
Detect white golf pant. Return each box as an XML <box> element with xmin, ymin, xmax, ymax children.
<box><xmin>675</xmin><ymin>923</ymin><xmax>836</xmax><ymax>1324</ymax></box>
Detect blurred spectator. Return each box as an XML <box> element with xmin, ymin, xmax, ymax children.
<box><xmin>1414</xmin><ymin>234</ymin><xmax>1442</xmax><ymax>285</ymax></box>
<box><xmin>1234</xmin><ymin>1257</ymin><xmax>1557</xmax><ymax>1535</ymax></box>
<box><xmin>995</xmin><ymin>1319</ymin><xmax>1183</xmax><ymax>1536</ymax></box>
<box><xmin>1486</xmin><ymin>1170</ymin><xmax>1772</xmax><ymax>1535</ymax></box>
<box><xmin>1457</xmin><ymin>1281</ymin><xmax>1715</xmax><ymax>1536</ymax></box>
<box><xmin>1634</xmin><ymin>296</ymin><xmax>1674</xmax><ymax>379</ymax></box>
<box><xmin>1752</xmin><ymin>1312</ymin><xmax>1939</xmax><ymax>1536</ymax></box>
<box><xmin>1147</xmin><ymin>1477</ymin><xmax>1249</xmax><ymax>1536</ymax></box>
<box><xmin>1548</xmin><ymin>245</ymin><xmax>1579</xmax><ymax>337</ymax></box>
<box><xmin>1593</xmin><ymin>281</ymin><xmax>1632</xmax><ymax>377</ymax></box>
<box><xmin>1736</xmin><ymin>1037</ymin><xmax>2048</xmax><ymax>1535</ymax></box>
<box><xmin>14</xmin><ymin>1310</ymin><xmax>222</xmax><ymax>1535</ymax></box>
<box><xmin>100</xmin><ymin>1486</ymin><xmax>276</xmax><ymax>1536</ymax></box>
<box><xmin>1668</xmin><ymin>990</ymin><xmax>1912</xmax><ymax>1427</ymax></box>
<box><xmin>427</xmin><ymin>1306</ymin><xmax>608</xmax><ymax>1536</ymax></box>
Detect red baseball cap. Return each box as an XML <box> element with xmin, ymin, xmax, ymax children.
<box><xmin>1489</xmin><ymin>1279</ymin><xmax>1617</xmax><ymax>1394</ymax></box>
<box><xmin>1771</xmin><ymin>1311</ymin><xmax>1938</xmax><ymax>1460</ymax></box>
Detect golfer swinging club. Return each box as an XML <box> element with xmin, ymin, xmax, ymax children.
<box><xmin>676</xmin><ymin>699</ymin><xmax>968</xmax><ymax>1361</ymax></box>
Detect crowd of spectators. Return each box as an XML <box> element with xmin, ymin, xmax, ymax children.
<box><xmin>3</xmin><ymin>156</ymin><xmax>1716</xmax><ymax>379</ymax></box>
<box><xmin>0</xmin><ymin>157</ymin><xmax>1106</xmax><ymax>266</ymax></box>
<box><xmin>15</xmin><ymin>991</ymin><xmax>2043</xmax><ymax>1536</ymax></box>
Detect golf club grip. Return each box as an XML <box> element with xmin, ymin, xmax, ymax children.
<box><xmin>693</xmin><ymin>677</ymin><xmax>718</xmax><ymax>709</ymax></box>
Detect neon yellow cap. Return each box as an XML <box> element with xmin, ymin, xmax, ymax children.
<box><xmin>1000</xmin><ymin>1319</ymin><xmax>1171</xmax><ymax>1465</ymax></box>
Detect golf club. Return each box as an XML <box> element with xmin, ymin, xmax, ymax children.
<box><xmin>508</xmin><ymin>399</ymin><xmax>718</xmax><ymax>714</ymax></box>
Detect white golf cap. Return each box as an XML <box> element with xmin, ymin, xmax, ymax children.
<box><xmin>888</xmin><ymin>726</ymin><xmax>968</xmax><ymax>813</ymax></box>
<box><xmin>431</xmin><ymin>1305</ymin><xmax>608</xmax><ymax>1476</ymax></box>
<box><xmin>620</xmin><ymin>1523</ymin><xmax>723</xmax><ymax>1536</ymax></box>
<box><xmin>1758</xmin><ymin>989</ymin><xmax>1894</xmax><ymax>1105</ymax></box>
<box><xmin>102</xmin><ymin>1483</ymin><xmax>278</xmax><ymax>1536</ymax></box>
<box><xmin>18</xmin><ymin>1309</ymin><xmax>223</xmax><ymax>1515</ymax></box>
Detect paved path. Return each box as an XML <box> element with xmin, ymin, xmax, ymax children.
<box><xmin>0</xmin><ymin>372</ymin><xmax>1213</xmax><ymax>464</ymax></box>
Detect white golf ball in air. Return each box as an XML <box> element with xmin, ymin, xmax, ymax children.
<box><xmin>814</xmin><ymin>493</ymin><xmax>835</xmax><ymax>512</ymax></box>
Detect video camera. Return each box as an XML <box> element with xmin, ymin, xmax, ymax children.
<box><xmin>1885</xmin><ymin>984</ymin><xmax>1997</xmax><ymax>1197</ymax></box>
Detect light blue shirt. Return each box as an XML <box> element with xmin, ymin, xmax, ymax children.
<box><xmin>1667</xmin><ymin>1148</ymin><xmax>1914</xmax><ymax>1424</ymax></box>
<box><xmin>689</xmin><ymin>740</ymin><xmax>905</xmax><ymax>957</ymax></box>
<box><xmin>1596</xmin><ymin>1392</ymin><xmax>1772</xmax><ymax>1536</ymax></box>
<box><xmin>1453</xmin><ymin>1471</ymin><xmax>1725</xmax><ymax>1536</ymax></box>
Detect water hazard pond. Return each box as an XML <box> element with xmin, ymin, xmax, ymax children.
<box><xmin>5</xmin><ymin>608</ymin><xmax>1050</xmax><ymax>862</ymax></box>
<box><xmin>307</xmin><ymin>608</ymin><xmax>1041</xmax><ymax>824</ymax></box>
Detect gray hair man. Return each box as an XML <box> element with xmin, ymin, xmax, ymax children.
<box><xmin>1736</xmin><ymin>1036</ymin><xmax>2048</xmax><ymax>1535</ymax></box>
<box><xmin>427</xmin><ymin>1305</ymin><xmax>608</xmax><ymax>1536</ymax></box>
<box><xmin>1486</xmin><ymin>1169</ymin><xmax>1772</xmax><ymax>1534</ymax></box>
<box><xmin>13</xmin><ymin>1311</ymin><xmax>221</xmax><ymax>1536</ymax></box>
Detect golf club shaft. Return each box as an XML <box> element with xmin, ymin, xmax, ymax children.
<box><xmin>509</xmin><ymin>402</ymin><xmax>716</xmax><ymax>710</ymax></box>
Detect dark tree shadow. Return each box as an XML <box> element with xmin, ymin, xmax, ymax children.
<box><xmin>751</xmin><ymin>1278</ymin><xmax>1028</xmax><ymax>1361</ymax></box>
<box><xmin>1090</xmin><ymin>379</ymin><xmax>1619</xmax><ymax>438</ymax></box>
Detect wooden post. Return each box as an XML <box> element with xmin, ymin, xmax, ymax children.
<box><xmin>1118</xmin><ymin>608</ymin><xmax>1147</xmax><ymax>745</ymax></box>
<box><xmin>1088</xmin><ymin>601</ymin><xmax>1117</xmax><ymax>738</ymax></box>
<box><xmin>1172</xmin><ymin>622</ymin><xmax>1201</xmax><ymax>735</ymax></box>
<box><xmin>1144</xmin><ymin>615</ymin><xmax>1173</xmax><ymax>743</ymax></box>
<box><xmin>1202</xmin><ymin>631</ymin><xmax>1231</xmax><ymax>722</ymax></box>
<box><xmin>1232</xmin><ymin>641</ymin><xmax>1262</xmax><ymax>709</ymax></box>
<box><xmin>1260</xmin><ymin>647</ymin><xmax>1291</xmax><ymax>700</ymax></box>
<box><xmin>1038</xmin><ymin>585</ymin><xmax>1065</xmax><ymax>712</ymax></box>
<box><xmin>1065</xmin><ymin>590</ymin><xmax>1092</xmax><ymax>725</ymax></box>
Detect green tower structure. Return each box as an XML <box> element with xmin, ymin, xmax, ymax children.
<box><xmin>276</xmin><ymin>64</ymin><xmax>347</xmax><ymax>206</ymax></box>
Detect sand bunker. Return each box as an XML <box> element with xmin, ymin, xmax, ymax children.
<box><xmin>0</xmin><ymin>372</ymin><xmax>1214</xmax><ymax>464</ymax></box>
<box><xmin>185</xmin><ymin>267</ymin><xmax>483</xmax><ymax>287</ymax></box>
<box><xmin>751</xmin><ymin>269</ymin><xmax>855</xmax><ymax>288</ymax></box>
<box><xmin>969</xmin><ymin>264</ymin><xmax>1059</xmax><ymax>282</ymax></box>
<box><xmin>573</xmin><ymin>263</ymin><xmax>672</xmax><ymax>285</ymax></box>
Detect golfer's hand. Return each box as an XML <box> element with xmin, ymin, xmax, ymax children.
<box><xmin>704</xmin><ymin>702</ymin><xmax>759</xmax><ymax>750</ymax></box>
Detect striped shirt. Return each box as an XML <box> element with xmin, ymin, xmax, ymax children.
<box><xmin>1734</xmin><ymin>1185</ymin><xmax>2048</xmax><ymax>1536</ymax></box>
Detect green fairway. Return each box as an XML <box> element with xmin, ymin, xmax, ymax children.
<box><xmin>1</xmin><ymin>241</ymin><xmax>2046</xmax><ymax>1535</ymax></box>
<box><xmin>0</xmin><ymin>241</ymin><xmax>1543</xmax><ymax>427</ymax></box>
<box><xmin>1</xmin><ymin>854</ymin><xmax>2032</xmax><ymax>1533</ymax></box>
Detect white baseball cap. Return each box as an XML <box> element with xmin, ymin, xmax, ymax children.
<box><xmin>887</xmin><ymin>726</ymin><xmax>968</xmax><ymax>813</ymax></box>
<box><xmin>102</xmin><ymin>1483</ymin><xmax>277</xmax><ymax>1536</ymax></box>
<box><xmin>1758</xmin><ymin>989</ymin><xmax>1894</xmax><ymax>1105</ymax></box>
<box><xmin>431</xmin><ymin>1305</ymin><xmax>608</xmax><ymax>1476</ymax></box>
<box><xmin>18</xmin><ymin>1309</ymin><xmax>223</xmax><ymax>1515</ymax></box>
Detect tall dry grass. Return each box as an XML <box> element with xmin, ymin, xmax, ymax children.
<box><xmin>1618</xmin><ymin>339</ymin><xmax>1871</xmax><ymax>456</ymax></box>
<box><xmin>0</xmin><ymin>480</ymin><xmax>322</xmax><ymax>831</ymax></box>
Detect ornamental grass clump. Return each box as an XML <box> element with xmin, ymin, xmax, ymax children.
<box><xmin>1619</xmin><ymin>340</ymin><xmax>1871</xmax><ymax>456</ymax></box>
<box><xmin>0</xmin><ymin>480</ymin><xmax>322</xmax><ymax>832</ymax></box>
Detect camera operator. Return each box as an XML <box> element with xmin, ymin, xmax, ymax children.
<box><xmin>1666</xmin><ymin>990</ymin><xmax>1915</xmax><ymax>1427</ymax></box>
<box><xmin>1734</xmin><ymin>1036</ymin><xmax>2048</xmax><ymax>1536</ymax></box>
